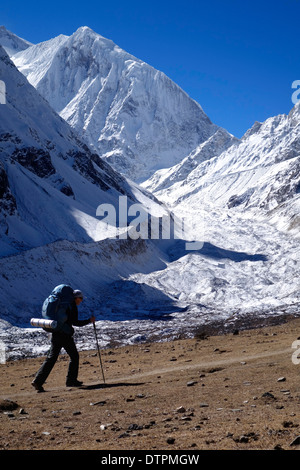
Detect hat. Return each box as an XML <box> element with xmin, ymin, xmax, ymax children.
<box><xmin>73</xmin><ymin>289</ymin><xmax>83</xmax><ymax>299</ymax></box>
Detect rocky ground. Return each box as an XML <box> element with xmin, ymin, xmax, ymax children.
<box><xmin>1</xmin><ymin>316</ymin><xmax>300</xmax><ymax>451</ymax></box>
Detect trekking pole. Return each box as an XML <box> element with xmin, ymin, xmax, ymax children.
<box><xmin>92</xmin><ymin>321</ymin><xmax>106</xmax><ymax>384</ymax></box>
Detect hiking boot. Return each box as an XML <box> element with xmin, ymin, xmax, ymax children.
<box><xmin>31</xmin><ymin>380</ymin><xmax>45</xmax><ymax>393</ymax></box>
<box><xmin>66</xmin><ymin>380</ymin><xmax>83</xmax><ymax>387</ymax></box>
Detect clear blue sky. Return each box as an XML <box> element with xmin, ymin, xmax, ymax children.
<box><xmin>1</xmin><ymin>0</ymin><xmax>299</xmax><ymax>137</ymax></box>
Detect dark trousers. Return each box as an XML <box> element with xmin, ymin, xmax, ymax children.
<box><xmin>34</xmin><ymin>331</ymin><xmax>79</xmax><ymax>385</ymax></box>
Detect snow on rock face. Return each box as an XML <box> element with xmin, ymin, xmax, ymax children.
<box><xmin>0</xmin><ymin>25</ymin><xmax>32</xmax><ymax>57</ymax></box>
<box><xmin>144</xmin><ymin>102</ymin><xmax>300</xmax><ymax>237</ymax></box>
<box><xmin>0</xmin><ymin>45</ymin><xmax>160</xmax><ymax>256</ymax></box>
<box><xmin>0</xmin><ymin>28</ymin><xmax>299</xmax><ymax>359</ymax></box>
<box><xmin>142</xmin><ymin>127</ymin><xmax>239</xmax><ymax>193</ymax></box>
<box><xmin>12</xmin><ymin>26</ymin><xmax>234</xmax><ymax>182</ymax></box>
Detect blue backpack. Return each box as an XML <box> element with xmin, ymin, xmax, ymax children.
<box><xmin>42</xmin><ymin>284</ymin><xmax>74</xmax><ymax>334</ymax></box>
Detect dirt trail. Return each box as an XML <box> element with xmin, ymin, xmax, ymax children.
<box><xmin>3</xmin><ymin>345</ymin><xmax>292</xmax><ymax>401</ymax></box>
<box><xmin>1</xmin><ymin>317</ymin><xmax>300</xmax><ymax>450</ymax></box>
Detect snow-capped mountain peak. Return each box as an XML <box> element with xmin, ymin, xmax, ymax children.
<box><xmin>12</xmin><ymin>26</ymin><xmax>234</xmax><ymax>183</ymax></box>
<box><xmin>0</xmin><ymin>25</ymin><xmax>32</xmax><ymax>56</ymax></box>
<box><xmin>146</xmin><ymin>102</ymin><xmax>300</xmax><ymax>241</ymax></box>
<box><xmin>0</xmin><ymin>44</ymin><xmax>159</xmax><ymax>257</ymax></box>
<box><xmin>0</xmin><ymin>27</ymin><xmax>299</xmax><ymax>361</ymax></box>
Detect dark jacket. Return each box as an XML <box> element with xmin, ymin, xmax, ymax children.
<box><xmin>65</xmin><ymin>301</ymin><xmax>90</xmax><ymax>335</ymax></box>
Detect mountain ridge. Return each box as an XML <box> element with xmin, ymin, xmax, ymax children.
<box><xmin>12</xmin><ymin>26</ymin><xmax>236</xmax><ymax>182</ymax></box>
<box><xmin>143</xmin><ymin>101</ymin><xmax>300</xmax><ymax>238</ymax></box>
<box><xmin>0</xmin><ymin>26</ymin><xmax>299</xmax><ymax>355</ymax></box>
<box><xmin>0</xmin><ymin>25</ymin><xmax>32</xmax><ymax>56</ymax></box>
<box><xmin>0</xmin><ymin>44</ymin><xmax>164</xmax><ymax>257</ymax></box>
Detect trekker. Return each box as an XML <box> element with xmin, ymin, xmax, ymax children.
<box><xmin>32</xmin><ymin>288</ymin><xmax>95</xmax><ymax>392</ymax></box>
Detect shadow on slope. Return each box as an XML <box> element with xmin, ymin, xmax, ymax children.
<box><xmin>97</xmin><ymin>279</ymin><xmax>188</xmax><ymax>322</ymax></box>
<box><xmin>82</xmin><ymin>382</ymin><xmax>146</xmax><ymax>390</ymax></box>
<box><xmin>167</xmin><ymin>240</ymin><xmax>268</xmax><ymax>263</ymax></box>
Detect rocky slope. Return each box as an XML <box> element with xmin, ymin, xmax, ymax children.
<box><xmin>0</xmin><ymin>44</ymin><xmax>161</xmax><ymax>257</ymax></box>
<box><xmin>0</xmin><ymin>26</ymin><xmax>298</xmax><ymax>361</ymax></box>
<box><xmin>0</xmin><ymin>43</ymin><xmax>178</xmax><ymax>332</ymax></box>
<box><xmin>143</xmin><ymin>104</ymin><xmax>300</xmax><ymax>236</ymax></box>
<box><xmin>1</xmin><ymin>316</ymin><xmax>300</xmax><ymax>451</ymax></box>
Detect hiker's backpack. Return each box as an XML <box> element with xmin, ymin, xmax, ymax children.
<box><xmin>42</xmin><ymin>284</ymin><xmax>74</xmax><ymax>334</ymax></box>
